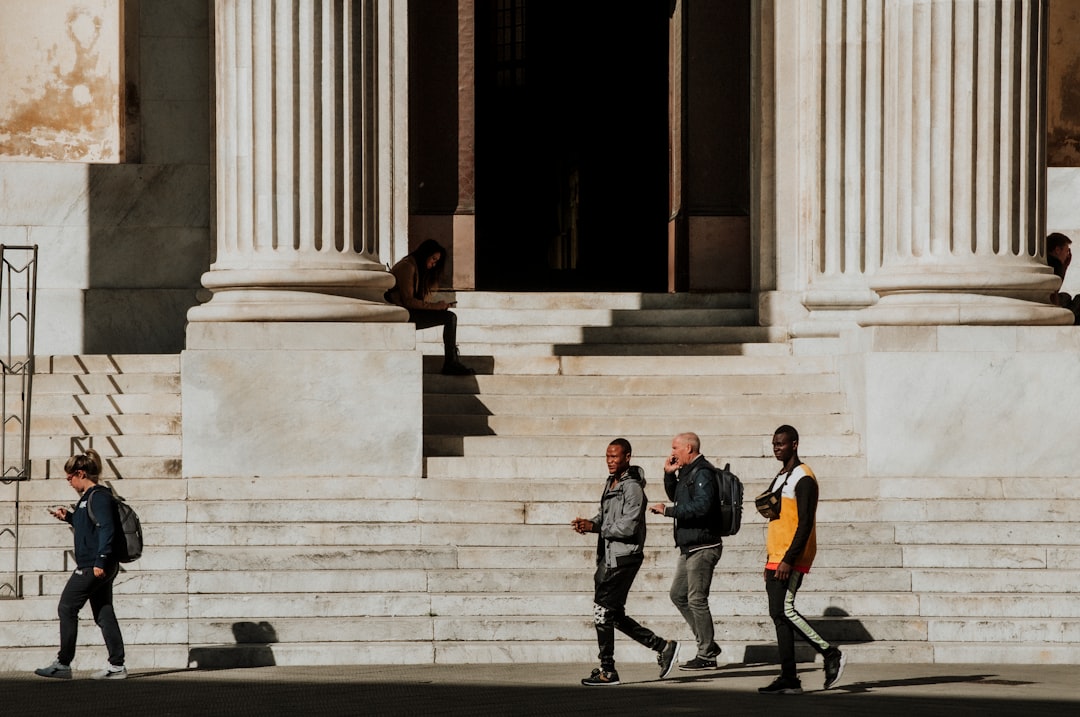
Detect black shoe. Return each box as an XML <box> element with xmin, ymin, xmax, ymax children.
<box><xmin>704</xmin><ymin>642</ymin><xmax>722</xmax><ymax>659</ymax></box>
<box><xmin>441</xmin><ymin>360</ymin><xmax>475</xmax><ymax>376</ymax></box>
<box><xmin>678</xmin><ymin>656</ymin><xmax>717</xmax><ymax>671</ymax></box>
<box><xmin>657</xmin><ymin>640</ymin><xmax>679</xmax><ymax>679</ymax></box>
<box><xmin>581</xmin><ymin>668</ymin><xmax>620</xmax><ymax>686</ymax></box>
<box><xmin>823</xmin><ymin>648</ymin><xmax>847</xmax><ymax>689</ymax></box>
<box><xmin>758</xmin><ymin>675</ymin><xmax>803</xmax><ymax>695</ymax></box>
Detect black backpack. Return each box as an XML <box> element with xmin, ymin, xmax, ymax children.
<box><xmin>86</xmin><ymin>484</ymin><xmax>144</xmax><ymax>563</ymax></box>
<box><xmin>712</xmin><ymin>463</ymin><xmax>744</xmax><ymax>536</ymax></box>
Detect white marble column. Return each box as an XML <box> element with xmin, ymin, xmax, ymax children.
<box><xmin>189</xmin><ymin>0</ymin><xmax>407</xmax><ymax>323</ymax></box>
<box><xmin>757</xmin><ymin>1</ymin><xmax>884</xmax><ymax>336</ymax></box>
<box><xmin>860</xmin><ymin>0</ymin><xmax>1070</xmax><ymax>325</ymax></box>
<box><xmin>183</xmin><ymin>0</ymin><xmax>421</xmax><ymax>481</ymax></box>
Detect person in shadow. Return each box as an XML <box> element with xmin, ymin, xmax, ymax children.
<box><xmin>386</xmin><ymin>239</ymin><xmax>474</xmax><ymax>375</ymax></box>
<box><xmin>1047</xmin><ymin>232</ymin><xmax>1080</xmax><ymax>325</ymax></box>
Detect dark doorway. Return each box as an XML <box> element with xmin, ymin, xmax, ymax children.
<box><xmin>475</xmin><ymin>1</ymin><xmax>670</xmax><ymax>291</ymax></box>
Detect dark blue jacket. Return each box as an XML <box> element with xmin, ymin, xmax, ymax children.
<box><xmin>663</xmin><ymin>454</ymin><xmax>722</xmax><ymax>553</ymax></box>
<box><xmin>66</xmin><ymin>485</ymin><xmax>117</xmax><ymax>570</ymax></box>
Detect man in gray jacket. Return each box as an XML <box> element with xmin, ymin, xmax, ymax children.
<box><xmin>571</xmin><ymin>438</ymin><xmax>680</xmax><ymax>686</ymax></box>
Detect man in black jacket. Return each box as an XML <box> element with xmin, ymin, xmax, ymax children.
<box><xmin>650</xmin><ymin>432</ymin><xmax>723</xmax><ymax>670</ymax></box>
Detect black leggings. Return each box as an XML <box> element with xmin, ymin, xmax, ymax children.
<box><xmin>409</xmin><ymin>309</ymin><xmax>458</xmax><ymax>361</ymax></box>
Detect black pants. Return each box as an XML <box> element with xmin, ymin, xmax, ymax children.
<box><xmin>765</xmin><ymin>569</ymin><xmax>830</xmax><ymax>678</ymax></box>
<box><xmin>593</xmin><ymin>559</ymin><xmax>665</xmax><ymax>670</ymax></box>
<box><xmin>58</xmin><ymin>564</ymin><xmax>125</xmax><ymax>667</ymax></box>
<box><xmin>409</xmin><ymin>308</ymin><xmax>458</xmax><ymax>362</ymax></box>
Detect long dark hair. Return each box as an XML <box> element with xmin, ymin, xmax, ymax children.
<box><xmin>410</xmin><ymin>239</ymin><xmax>447</xmax><ymax>299</ymax></box>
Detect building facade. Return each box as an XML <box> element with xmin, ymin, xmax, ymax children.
<box><xmin>2</xmin><ymin>0</ymin><xmax>1080</xmax><ymax>666</ymax></box>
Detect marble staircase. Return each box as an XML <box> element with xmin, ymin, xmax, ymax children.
<box><xmin>2</xmin><ymin>293</ymin><xmax>1079</xmax><ymax>669</ymax></box>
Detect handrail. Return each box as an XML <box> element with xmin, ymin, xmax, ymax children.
<box><xmin>0</xmin><ymin>245</ymin><xmax>38</xmax><ymax>599</ymax></box>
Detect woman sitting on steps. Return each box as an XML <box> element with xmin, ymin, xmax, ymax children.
<box><xmin>385</xmin><ymin>239</ymin><xmax>475</xmax><ymax>376</ymax></box>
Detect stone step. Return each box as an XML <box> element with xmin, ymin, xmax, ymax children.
<box><xmin>426</xmin><ymin>591</ymin><xmax>922</xmax><ymax>618</ymax></box>
<box><xmin>35</xmin><ymin>354</ymin><xmax>181</xmax><ymax>374</ymax></box>
<box><xmin>422</xmin><ymin>414</ymin><xmax>854</xmax><ymax>438</ymax></box>
<box><xmin>449</xmin><ymin>544</ymin><xmax>899</xmax><ymax>570</ymax></box>
<box><xmin>429</xmin><ymin>615</ymin><xmax>920</xmax><ymax>643</ymax></box>
<box><xmin>424</xmin><ymin>354</ymin><xmax>836</xmax><ymax>377</ymax></box>
<box><xmin>185</xmin><ymin>546</ymin><xmax>459</xmax><ymax>571</ymax></box>
<box><xmin>22</xmin><ymin>563</ymin><xmax>1080</xmax><ymax>602</ymax></box>
<box><xmin>442</xmin><ymin>292</ymin><xmax>753</xmax><ymax>311</ymax></box>
<box><xmin>29</xmin><ymin>372</ymin><xmax>180</xmax><ymax>395</ymax></box>
<box><xmin>423</xmin><ymin>372</ymin><xmax>842</xmax><ymax>395</ymax></box>
<box><xmin>423</xmin><ymin>433</ymin><xmax>861</xmax><ymax>459</ymax></box>
<box><xmin>817</xmin><ymin>499</ymin><xmax>1080</xmax><ymax>524</ymax></box>
<box><xmin>187</xmin><ymin>616</ymin><xmax>436</xmax><ymax>645</ymax></box>
<box><xmin>2</xmin><ymin>639</ymin><xmax>1078</xmax><ymax>670</ymax></box>
<box><xmin>27</xmin><ymin>457</ymin><xmax>182</xmax><ymax>480</ymax></box>
<box><xmin>30</xmin><ymin>392</ymin><xmax>182</xmax><ymax>415</ymax></box>
<box><xmin>421</xmin><ymin>341</ymin><xmax>793</xmax><ymax>358</ymax></box>
<box><xmin>430</xmin><ymin>639</ymin><xmax>1080</xmax><ymax>665</ymax></box>
<box><xmin>894</xmin><ymin>522</ymin><xmax>1080</xmax><ymax>545</ymax></box>
<box><xmin>423</xmin><ymin>392</ymin><xmax>849</xmax><ymax>417</ymax></box>
<box><xmin>880</xmin><ymin>476</ymin><xmax>1080</xmax><ymax>499</ymax></box>
<box><xmin>433</xmin><ymin>307</ymin><xmax>756</xmax><ymax>327</ymax></box>
<box><xmin>24</xmin><ymin>413</ymin><xmax>182</xmax><ymax>436</ymax></box>
<box><xmin>422</xmin><ymin>454</ymin><xmax>867</xmax><ymax>478</ymax></box>
<box><xmin>0</xmin><ymin>594</ymin><xmax>186</xmax><ymax>622</ymax></box>
<box><xmin>13</xmin><ymin>477</ymin><xmax>186</xmax><ymax>503</ymax></box>
<box><xmin>27</xmin><ymin>434</ymin><xmax>182</xmax><ymax>459</ymax></box>
<box><xmin>0</xmin><ymin>617</ymin><xmax>190</xmax><ymax>647</ymax></box>
<box><xmin>417</xmin><ymin>324</ymin><xmax>787</xmax><ymax>346</ymax></box>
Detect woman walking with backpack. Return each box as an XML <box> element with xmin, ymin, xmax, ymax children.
<box><xmin>35</xmin><ymin>449</ymin><xmax>127</xmax><ymax>680</ymax></box>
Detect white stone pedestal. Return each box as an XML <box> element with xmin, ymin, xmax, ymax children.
<box><xmin>841</xmin><ymin>325</ymin><xmax>1080</xmax><ymax>479</ymax></box>
<box><xmin>182</xmin><ymin>322</ymin><xmax>422</xmax><ymax>479</ymax></box>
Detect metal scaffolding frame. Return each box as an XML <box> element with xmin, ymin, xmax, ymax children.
<box><xmin>1</xmin><ymin>245</ymin><xmax>38</xmax><ymax>599</ymax></box>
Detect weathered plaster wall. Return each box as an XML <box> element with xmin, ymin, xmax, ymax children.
<box><xmin>0</xmin><ymin>0</ymin><xmax>211</xmax><ymax>355</ymax></box>
<box><xmin>0</xmin><ymin>0</ymin><xmax>123</xmax><ymax>162</ymax></box>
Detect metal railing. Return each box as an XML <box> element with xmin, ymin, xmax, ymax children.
<box><xmin>0</xmin><ymin>245</ymin><xmax>38</xmax><ymax>599</ymax></box>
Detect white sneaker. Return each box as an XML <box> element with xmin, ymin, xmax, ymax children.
<box><xmin>91</xmin><ymin>664</ymin><xmax>127</xmax><ymax>680</ymax></box>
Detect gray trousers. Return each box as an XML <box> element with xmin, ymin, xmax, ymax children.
<box><xmin>669</xmin><ymin>545</ymin><xmax>722</xmax><ymax>658</ymax></box>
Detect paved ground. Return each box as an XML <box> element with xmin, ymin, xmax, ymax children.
<box><xmin>3</xmin><ymin>661</ymin><xmax>1078</xmax><ymax>716</ymax></box>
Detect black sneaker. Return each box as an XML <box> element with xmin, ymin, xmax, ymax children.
<box><xmin>678</xmin><ymin>656</ymin><xmax>717</xmax><ymax>671</ymax></box>
<box><xmin>823</xmin><ymin>647</ymin><xmax>847</xmax><ymax>689</ymax></box>
<box><xmin>704</xmin><ymin>642</ymin><xmax>722</xmax><ymax>659</ymax></box>
<box><xmin>581</xmin><ymin>668</ymin><xmax>620</xmax><ymax>686</ymax></box>
<box><xmin>758</xmin><ymin>675</ymin><xmax>803</xmax><ymax>695</ymax></box>
<box><xmin>657</xmin><ymin>640</ymin><xmax>679</xmax><ymax>678</ymax></box>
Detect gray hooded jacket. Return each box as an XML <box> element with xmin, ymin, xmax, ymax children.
<box><xmin>590</xmin><ymin>465</ymin><xmax>648</xmax><ymax>568</ymax></box>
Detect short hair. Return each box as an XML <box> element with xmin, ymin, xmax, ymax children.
<box><xmin>64</xmin><ymin>449</ymin><xmax>103</xmax><ymax>480</ymax></box>
<box><xmin>774</xmin><ymin>425</ymin><xmax>799</xmax><ymax>443</ymax></box>
<box><xmin>609</xmin><ymin>438</ymin><xmax>632</xmax><ymax>456</ymax></box>
<box><xmin>675</xmin><ymin>432</ymin><xmax>700</xmax><ymax>453</ymax></box>
<box><xmin>1048</xmin><ymin>233</ymin><xmax>1073</xmax><ymax>253</ymax></box>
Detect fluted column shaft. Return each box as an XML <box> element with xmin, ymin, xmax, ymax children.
<box><xmin>190</xmin><ymin>0</ymin><xmax>407</xmax><ymax>322</ymax></box>
<box><xmin>862</xmin><ymin>0</ymin><xmax>1068</xmax><ymax>325</ymax></box>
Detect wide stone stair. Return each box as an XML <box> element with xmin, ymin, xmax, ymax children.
<box><xmin>2</xmin><ymin>293</ymin><xmax>1079</xmax><ymax>669</ymax></box>
<box><xmin>0</xmin><ymin>355</ymin><xmax>187</xmax><ymax>669</ymax></box>
<box><xmin>418</xmin><ymin>292</ymin><xmax>1080</xmax><ymax>665</ymax></box>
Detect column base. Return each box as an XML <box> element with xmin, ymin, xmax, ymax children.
<box><xmin>189</xmin><ymin>267</ymin><xmax>407</xmax><ymax>322</ymax></box>
<box><xmin>182</xmin><ymin>322</ymin><xmax>422</xmax><ymax>479</ymax></box>
<box><xmin>188</xmin><ymin>289</ymin><xmax>408</xmax><ymax>322</ymax></box>
<box><xmin>857</xmin><ymin>293</ymin><xmax>1074</xmax><ymax>326</ymax></box>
